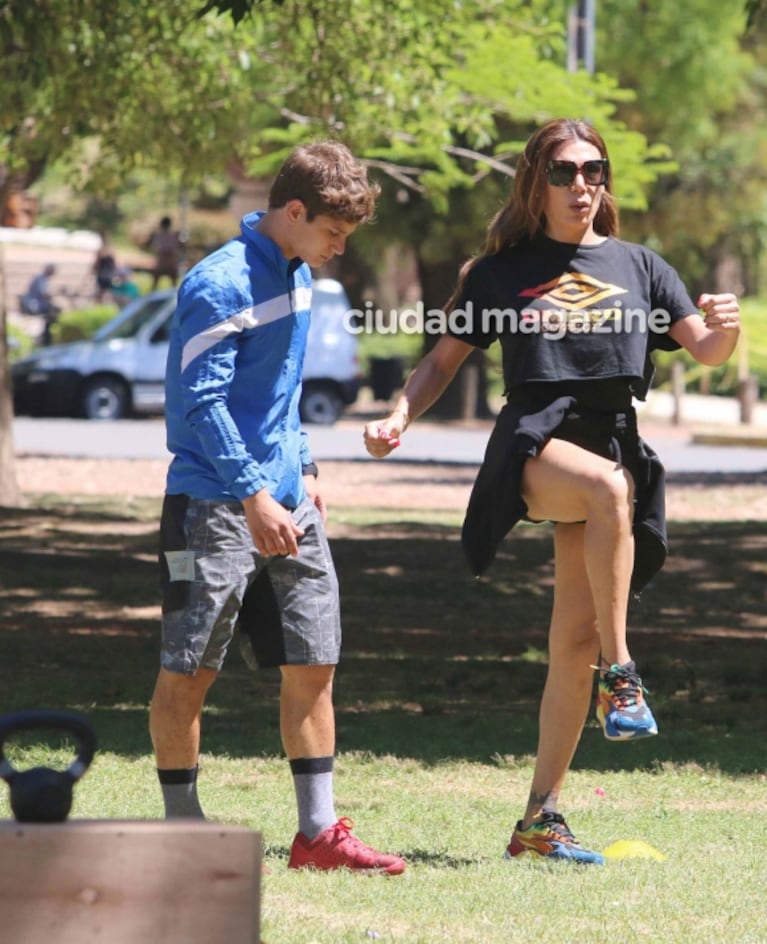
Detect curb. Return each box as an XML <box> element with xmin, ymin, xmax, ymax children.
<box><xmin>691</xmin><ymin>427</ymin><xmax>767</xmax><ymax>448</ymax></box>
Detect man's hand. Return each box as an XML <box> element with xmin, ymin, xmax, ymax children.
<box><xmin>243</xmin><ymin>489</ymin><xmax>305</xmax><ymax>557</ymax></box>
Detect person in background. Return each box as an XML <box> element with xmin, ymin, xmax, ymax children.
<box><xmin>93</xmin><ymin>233</ymin><xmax>117</xmax><ymax>302</ymax></box>
<box><xmin>20</xmin><ymin>263</ymin><xmax>62</xmax><ymax>345</ymax></box>
<box><xmin>149</xmin><ymin>140</ymin><xmax>406</xmax><ymax>875</ymax></box>
<box><xmin>110</xmin><ymin>266</ymin><xmax>140</xmax><ymax>307</ymax></box>
<box><xmin>364</xmin><ymin>117</ymin><xmax>740</xmax><ymax>865</ymax></box>
<box><xmin>148</xmin><ymin>216</ymin><xmax>183</xmax><ymax>290</ymax></box>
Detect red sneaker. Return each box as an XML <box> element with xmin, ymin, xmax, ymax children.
<box><xmin>288</xmin><ymin>817</ymin><xmax>406</xmax><ymax>875</ymax></box>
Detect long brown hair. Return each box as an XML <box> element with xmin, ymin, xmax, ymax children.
<box><xmin>447</xmin><ymin>118</ymin><xmax>619</xmax><ymax>310</ymax></box>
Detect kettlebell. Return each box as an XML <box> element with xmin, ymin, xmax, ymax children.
<box><xmin>0</xmin><ymin>709</ymin><xmax>97</xmax><ymax>823</ymax></box>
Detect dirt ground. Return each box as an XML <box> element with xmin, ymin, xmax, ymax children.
<box><xmin>13</xmin><ymin>452</ymin><xmax>767</xmax><ymax>521</ymax></box>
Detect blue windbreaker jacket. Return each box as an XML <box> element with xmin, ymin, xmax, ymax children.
<box><xmin>164</xmin><ymin>211</ymin><xmax>314</xmax><ymax>507</ymax></box>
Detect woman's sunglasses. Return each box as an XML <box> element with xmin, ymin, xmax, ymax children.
<box><xmin>546</xmin><ymin>159</ymin><xmax>609</xmax><ymax>187</ymax></box>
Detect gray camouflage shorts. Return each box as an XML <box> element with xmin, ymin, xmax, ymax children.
<box><xmin>159</xmin><ymin>495</ymin><xmax>341</xmax><ymax>674</ymax></box>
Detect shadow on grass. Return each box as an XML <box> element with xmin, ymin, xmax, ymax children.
<box><xmin>264</xmin><ymin>841</ymin><xmax>481</xmax><ymax>869</ymax></box>
<box><xmin>1</xmin><ymin>501</ymin><xmax>765</xmax><ymax>774</ymax></box>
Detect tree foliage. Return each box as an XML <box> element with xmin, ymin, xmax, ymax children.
<box><xmin>197</xmin><ymin>0</ymin><xmax>281</xmax><ymax>24</ymax></box>
<box><xmin>595</xmin><ymin>0</ymin><xmax>767</xmax><ymax>296</ymax></box>
<box><xmin>0</xmin><ymin>1</ymin><xmax>663</xmax><ymax>205</ymax></box>
<box><xmin>0</xmin><ymin>0</ymin><xmax>728</xmax><ymax>497</ymax></box>
<box><xmin>745</xmin><ymin>0</ymin><xmax>767</xmax><ymax>28</ymax></box>
<box><xmin>2</xmin><ymin>0</ymin><xmax>757</xmax><ymax>207</ymax></box>
<box><xmin>192</xmin><ymin>0</ymin><xmax>767</xmax><ymax>34</ymax></box>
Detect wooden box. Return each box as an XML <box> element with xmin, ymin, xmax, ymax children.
<box><xmin>0</xmin><ymin>820</ymin><xmax>261</xmax><ymax>944</ymax></box>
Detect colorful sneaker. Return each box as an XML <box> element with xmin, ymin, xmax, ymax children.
<box><xmin>505</xmin><ymin>812</ymin><xmax>604</xmax><ymax>865</ymax></box>
<box><xmin>596</xmin><ymin>662</ymin><xmax>658</xmax><ymax>740</ymax></box>
<box><xmin>288</xmin><ymin>817</ymin><xmax>406</xmax><ymax>875</ymax></box>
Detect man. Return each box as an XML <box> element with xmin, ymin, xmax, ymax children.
<box><xmin>149</xmin><ymin>141</ymin><xmax>406</xmax><ymax>875</ymax></box>
<box><xmin>20</xmin><ymin>263</ymin><xmax>61</xmax><ymax>345</ymax></box>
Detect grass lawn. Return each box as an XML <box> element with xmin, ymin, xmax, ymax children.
<box><xmin>1</xmin><ymin>495</ymin><xmax>766</xmax><ymax>943</ymax></box>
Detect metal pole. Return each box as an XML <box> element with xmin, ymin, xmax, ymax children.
<box><xmin>581</xmin><ymin>0</ymin><xmax>596</xmax><ymax>74</ymax></box>
<box><xmin>567</xmin><ymin>4</ymin><xmax>578</xmax><ymax>72</ymax></box>
<box><xmin>568</xmin><ymin>0</ymin><xmax>596</xmax><ymax>74</ymax></box>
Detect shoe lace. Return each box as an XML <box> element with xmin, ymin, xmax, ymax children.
<box><xmin>536</xmin><ymin>812</ymin><xmax>578</xmax><ymax>845</ymax></box>
<box><xmin>330</xmin><ymin>817</ymin><xmax>394</xmax><ymax>862</ymax></box>
<box><xmin>332</xmin><ymin>817</ymin><xmax>365</xmax><ymax>849</ymax></box>
<box><xmin>598</xmin><ymin>664</ymin><xmax>647</xmax><ymax>708</ymax></box>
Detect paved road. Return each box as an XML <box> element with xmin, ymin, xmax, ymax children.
<box><xmin>12</xmin><ymin>415</ymin><xmax>767</xmax><ymax>475</ymax></box>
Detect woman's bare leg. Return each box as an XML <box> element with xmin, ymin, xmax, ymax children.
<box><xmin>521</xmin><ymin>438</ymin><xmax>635</xmax><ymax>666</ymax></box>
<box><xmin>522</xmin><ymin>522</ymin><xmax>600</xmax><ymax>827</ymax></box>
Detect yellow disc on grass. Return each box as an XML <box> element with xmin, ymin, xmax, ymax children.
<box><xmin>602</xmin><ymin>840</ymin><xmax>666</xmax><ymax>861</ymax></box>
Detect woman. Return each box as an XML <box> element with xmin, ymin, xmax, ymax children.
<box><xmin>364</xmin><ymin>118</ymin><xmax>740</xmax><ymax>864</ymax></box>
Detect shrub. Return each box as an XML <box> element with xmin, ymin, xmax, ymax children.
<box><xmin>7</xmin><ymin>321</ymin><xmax>36</xmax><ymax>362</ymax></box>
<box><xmin>51</xmin><ymin>304</ymin><xmax>119</xmax><ymax>344</ymax></box>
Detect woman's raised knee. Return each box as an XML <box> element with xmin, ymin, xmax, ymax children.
<box><xmin>582</xmin><ymin>466</ymin><xmax>634</xmax><ymax>519</ymax></box>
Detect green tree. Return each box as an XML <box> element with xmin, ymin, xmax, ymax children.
<box><xmin>746</xmin><ymin>0</ymin><xmax>767</xmax><ymax>28</ymax></box>
<box><xmin>1</xmin><ymin>0</ymin><xmax>666</xmax><ymax>502</ymax></box>
<box><xmin>1</xmin><ymin>1</ymin><xmax>215</xmax><ymax>505</ymax></box>
<box><xmin>595</xmin><ymin>0</ymin><xmax>767</xmax><ymax>298</ymax></box>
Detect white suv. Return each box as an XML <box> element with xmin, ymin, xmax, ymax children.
<box><xmin>12</xmin><ymin>278</ymin><xmax>360</xmax><ymax>424</ymax></box>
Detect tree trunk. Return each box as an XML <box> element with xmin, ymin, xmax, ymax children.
<box><xmin>0</xmin><ymin>306</ymin><xmax>24</xmax><ymax>508</ymax></box>
<box><xmin>714</xmin><ymin>243</ymin><xmax>745</xmax><ymax>297</ymax></box>
<box><xmin>415</xmin><ymin>254</ymin><xmax>494</xmax><ymax>420</ymax></box>
<box><xmin>0</xmin><ymin>154</ymin><xmax>56</xmax><ymax>507</ymax></box>
<box><xmin>0</xmin><ymin>158</ymin><xmax>47</xmax><ymax>228</ymax></box>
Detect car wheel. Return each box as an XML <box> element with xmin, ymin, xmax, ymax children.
<box><xmin>81</xmin><ymin>377</ymin><xmax>131</xmax><ymax>420</ymax></box>
<box><xmin>300</xmin><ymin>383</ymin><xmax>344</xmax><ymax>425</ymax></box>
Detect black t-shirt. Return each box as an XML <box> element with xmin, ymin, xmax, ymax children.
<box><xmin>449</xmin><ymin>235</ymin><xmax>696</xmax><ymax>400</ymax></box>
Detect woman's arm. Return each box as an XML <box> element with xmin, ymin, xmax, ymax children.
<box><xmin>364</xmin><ymin>335</ymin><xmax>475</xmax><ymax>458</ymax></box>
<box><xmin>669</xmin><ymin>292</ymin><xmax>741</xmax><ymax>366</ymax></box>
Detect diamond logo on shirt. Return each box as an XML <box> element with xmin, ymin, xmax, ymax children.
<box><xmin>520</xmin><ymin>272</ymin><xmax>627</xmax><ymax>310</ymax></box>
